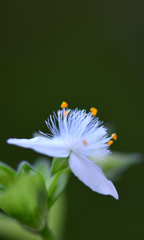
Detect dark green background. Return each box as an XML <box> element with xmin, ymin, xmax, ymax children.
<box><xmin>0</xmin><ymin>1</ymin><xmax>144</xmax><ymax>239</ymax></box>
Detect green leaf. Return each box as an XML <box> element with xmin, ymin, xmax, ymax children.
<box><xmin>0</xmin><ymin>186</ymin><xmax>6</xmax><ymax>195</ymax></box>
<box><xmin>47</xmin><ymin>168</ymin><xmax>70</xmax><ymax>209</ymax></box>
<box><xmin>0</xmin><ymin>161</ymin><xmax>16</xmax><ymax>188</ymax></box>
<box><xmin>51</xmin><ymin>157</ymin><xmax>69</xmax><ymax>176</ymax></box>
<box><xmin>33</xmin><ymin>157</ymin><xmax>51</xmax><ymax>183</ymax></box>
<box><xmin>49</xmin><ymin>193</ymin><xmax>67</xmax><ymax>240</ymax></box>
<box><xmin>0</xmin><ymin>170</ymin><xmax>48</xmax><ymax>231</ymax></box>
<box><xmin>17</xmin><ymin>161</ymin><xmax>35</xmax><ymax>177</ymax></box>
<box><xmin>0</xmin><ymin>214</ymin><xmax>41</xmax><ymax>240</ymax></box>
<box><xmin>39</xmin><ymin>224</ymin><xmax>56</xmax><ymax>240</ymax></box>
<box><xmin>91</xmin><ymin>151</ymin><xmax>142</xmax><ymax>181</ymax></box>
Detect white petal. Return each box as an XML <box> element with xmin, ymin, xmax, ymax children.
<box><xmin>69</xmin><ymin>152</ymin><xmax>118</xmax><ymax>199</ymax></box>
<box><xmin>7</xmin><ymin>137</ymin><xmax>70</xmax><ymax>158</ymax></box>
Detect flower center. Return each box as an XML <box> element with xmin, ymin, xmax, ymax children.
<box><xmin>60</xmin><ymin>101</ymin><xmax>117</xmax><ymax>148</ymax></box>
<box><xmin>82</xmin><ymin>140</ymin><xmax>88</xmax><ymax>146</ymax></box>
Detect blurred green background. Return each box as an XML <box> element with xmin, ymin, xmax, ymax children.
<box><xmin>0</xmin><ymin>1</ymin><xmax>144</xmax><ymax>239</ymax></box>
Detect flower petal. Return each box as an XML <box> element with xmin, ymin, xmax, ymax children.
<box><xmin>7</xmin><ymin>137</ymin><xmax>70</xmax><ymax>158</ymax></box>
<box><xmin>69</xmin><ymin>152</ymin><xmax>118</xmax><ymax>199</ymax></box>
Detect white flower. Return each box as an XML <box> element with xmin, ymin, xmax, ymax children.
<box><xmin>7</xmin><ymin>102</ymin><xmax>118</xmax><ymax>199</ymax></box>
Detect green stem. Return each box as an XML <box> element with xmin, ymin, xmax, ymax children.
<box><xmin>39</xmin><ymin>225</ymin><xmax>55</xmax><ymax>240</ymax></box>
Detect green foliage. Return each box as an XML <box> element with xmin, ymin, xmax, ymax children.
<box><xmin>51</xmin><ymin>157</ymin><xmax>69</xmax><ymax>176</ymax></box>
<box><xmin>17</xmin><ymin>161</ymin><xmax>36</xmax><ymax>177</ymax></box>
<box><xmin>0</xmin><ymin>214</ymin><xmax>41</xmax><ymax>240</ymax></box>
<box><xmin>49</xmin><ymin>193</ymin><xmax>67</xmax><ymax>240</ymax></box>
<box><xmin>34</xmin><ymin>157</ymin><xmax>70</xmax><ymax>210</ymax></box>
<box><xmin>0</xmin><ymin>161</ymin><xmax>16</xmax><ymax>188</ymax></box>
<box><xmin>33</xmin><ymin>157</ymin><xmax>51</xmax><ymax>183</ymax></box>
<box><xmin>0</xmin><ymin>193</ymin><xmax>67</xmax><ymax>240</ymax></box>
<box><xmin>92</xmin><ymin>151</ymin><xmax>142</xmax><ymax>181</ymax></box>
<box><xmin>0</xmin><ymin>161</ymin><xmax>48</xmax><ymax>231</ymax></box>
<box><xmin>0</xmin><ymin>157</ymin><xmax>70</xmax><ymax>236</ymax></box>
<box><xmin>40</xmin><ymin>224</ymin><xmax>56</xmax><ymax>240</ymax></box>
<box><xmin>47</xmin><ymin>168</ymin><xmax>70</xmax><ymax>209</ymax></box>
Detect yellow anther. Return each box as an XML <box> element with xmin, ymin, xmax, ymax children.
<box><xmin>107</xmin><ymin>140</ymin><xmax>114</xmax><ymax>146</ymax></box>
<box><xmin>64</xmin><ymin>110</ymin><xmax>68</xmax><ymax>117</ymax></box>
<box><xmin>82</xmin><ymin>140</ymin><xmax>88</xmax><ymax>146</ymax></box>
<box><xmin>90</xmin><ymin>107</ymin><xmax>97</xmax><ymax>116</ymax></box>
<box><xmin>112</xmin><ymin>133</ymin><xmax>117</xmax><ymax>141</ymax></box>
<box><xmin>61</xmin><ymin>101</ymin><xmax>68</xmax><ymax>108</ymax></box>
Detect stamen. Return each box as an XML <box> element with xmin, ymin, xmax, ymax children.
<box><xmin>82</xmin><ymin>140</ymin><xmax>88</xmax><ymax>146</ymax></box>
<box><xmin>61</xmin><ymin>101</ymin><xmax>68</xmax><ymax>108</ymax></box>
<box><xmin>90</xmin><ymin>107</ymin><xmax>97</xmax><ymax>116</ymax></box>
<box><xmin>111</xmin><ymin>133</ymin><xmax>117</xmax><ymax>140</ymax></box>
<box><xmin>64</xmin><ymin>110</ymin><xmax>68</xmax><ymax>117</ymax></box>
<box><xmin>107</xmin><ymin>140</ymin><xmax>114</xmax><ymax>146</ymax></box>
